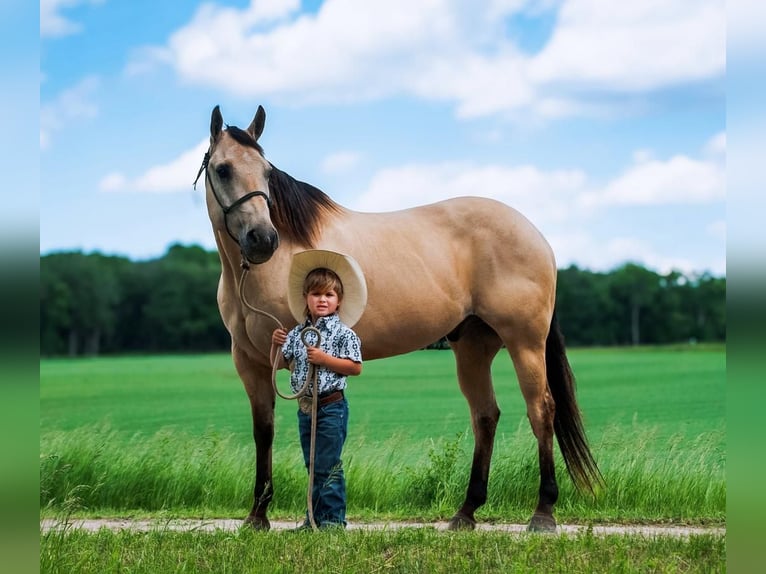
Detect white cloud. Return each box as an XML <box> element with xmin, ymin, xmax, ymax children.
<box><xmin>411</xmin><ymin>50</ymin><xmax>535</xmax><ymax>119</ymax></box>
<box><xmin>320</xmin><ymin>151</ymin><xmax>362</xmax><ymax>174</ymax></box>
<box><xmin>353</xmin><ymin>135</ymin><xmax>724</xmax><ymax>216</ymax></box>
<box><xmin>601</xmin><ymin>237</ymin><xmax>693</xmax><ymax>274</ymax></box>
<box><xmin>550</xmin><ymin>232</ymin><xmax>715</xmax><ymax>275</ymax></box>
<box><xmin>133</xmin><ymin>0</ymin><xmax>725</xmax><ymax>120</ymax></box>
<box><xmin>530</xmin><ymin>0</ymin><xmax>725</xmax><ymax>90</ymax></box>
<box><xmin>40</xmin><ymin>76</ymin><xmax>99</xmax><ymax>150</ymax></box>
<box><xmin>350</xmin><ymin>134</ymin><xmax>725</xmax><ymax>274</ymax></box>
<box><xmin>150</xmin><ymin>0</ymin><xmax>463</xmax><ymax>102</ymax></box>
<box><xmin>40</xmin><ymin>0</ymin><xmax>104</xmax><ymax>38</ymax></box>
<box><xmin>352</xmin><ymin>161</ymin><xmax>588</xmax><ymax>230</ymax></box>
<box><xmin>99</xmin><ymin>139</ymin><xmax>208</xmax><ymax>193</ymax></box>
<box><xmin>581</xmin><ymin>153</ymin><xmax>725</xmax><ymax>207</ymax></box>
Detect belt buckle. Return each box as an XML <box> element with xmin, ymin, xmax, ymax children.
<box><xmin>298</xmin><ymin>396</ymin><xmax>313</xmax><ymax>415</ymax></box>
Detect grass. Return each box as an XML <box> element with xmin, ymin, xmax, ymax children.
<box><xmin>40</xmin><ymin>527</ymin><xmax>725</xmax><ymax>574</ymax></box>
<box><xmin>40</xmin><ymin>346</ymin><xmax>726</xmax><ymax>573</ymax></box>
<box><xmin>40</xmin><ymin>346</ymin><xmax>725</xmax><ymax>524</ymax></box>
<box><xmin>40</xmin><ymin>348</ymin><xmax>726</xmax><ymax>523</ymax></box>
<box><xmin>40</xmin><ymin>345</ymin><xmax>726</xmax><ymax>451</ymax></box>
<box><xmin>39</xmin><ymin>422</ymin><xmax>724</xmax><ymax>524</ymax></box>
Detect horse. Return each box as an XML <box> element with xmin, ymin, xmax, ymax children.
<box><xmin>197</xmin><ymin>105</ymin><xmax>603</xmax><ymax>532</ymax></box>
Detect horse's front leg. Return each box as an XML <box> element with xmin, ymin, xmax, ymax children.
<box><xmin>232</xmin><ymin>345</ymin><xmax>276</xmax><ymax>530</ymax></box>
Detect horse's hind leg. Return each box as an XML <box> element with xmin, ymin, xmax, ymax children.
<box><xmin>505</xmin><ymin>340</ymin><xmax>559</xmax><ymax>532</ymax></box>
<box><xmin>446</xmin><ymin>317</ymin><xmax>503</xmax><ymax>531</ymax></box>
<box><xmin>232</xmin><ymin>345</ymin><xmax>276</xmax><ymax>530</ymax></box>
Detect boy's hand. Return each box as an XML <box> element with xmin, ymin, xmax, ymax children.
<box><xmin>306</xmin><ymin>347</ymin><xmax>327</xmax><ymax>366</ymax></box>
<box><xmin>271</xmin><ymin>328</ymin><xmax>287</xmax><ymax>346</ymax></box>
<box><xmin>306</xmin><ymin>348</ymin><xmax>362</xmax><ymax>376</ymax></box>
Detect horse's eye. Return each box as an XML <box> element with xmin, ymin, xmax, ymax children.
<box><xmin>216</xmin><ymin>164</ymin><xmax>231</xmax><ymax>180</ymax></box>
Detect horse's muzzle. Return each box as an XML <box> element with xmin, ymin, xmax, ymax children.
<box><xmin>240</xmin><ymin>227</ymin><xmax>279</xmax><ymax>264</ymax></box>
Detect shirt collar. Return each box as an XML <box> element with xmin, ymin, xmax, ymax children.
<box><xmin>304</xmin><ymin>313</ymin><xmax>341</xmax><ymax>331</ymax></box>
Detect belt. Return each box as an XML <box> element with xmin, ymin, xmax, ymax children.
<box><xmin>318</xmin><ymin>390</ymin><xmax>344</xmax><ymax>406</ymax></box>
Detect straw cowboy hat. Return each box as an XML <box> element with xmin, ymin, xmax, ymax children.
<box><xmin>287</xmin><ymin>249</ymin><xmax>368</xmax><ymax>327</ymax></box>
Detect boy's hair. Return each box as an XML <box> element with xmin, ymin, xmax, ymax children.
<box><xmin>302</xmin><ymin>268</ymin><xmax>344</xmax><ymax>317</ymax></box>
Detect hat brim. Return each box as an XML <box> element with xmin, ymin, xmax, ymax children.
<box><xmin>287</xmin><ymin>250</ymin><xmax>368</xmax><ymax>327</ymax></box>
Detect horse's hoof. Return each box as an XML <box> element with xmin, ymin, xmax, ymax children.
<box><xmin>447</xmin><ymin>511</ymin><xmax>476</xmax><ymax>531</ymax></box>
<box><xmin>527</xmin><ymin>512</ymin><xmax>557</xmax><ymax>533</ymax></box>
<box><xmin>243</xmin><ymin>515</ymin><xmax>270</xmax><ymax>530</ymax></box>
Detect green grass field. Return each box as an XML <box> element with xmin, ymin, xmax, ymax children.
<box><xmin>40</xmin><ymin>346</ymin><xmax>725</xmax><ymax>449</ymax></box>
<box><xmin>40</xmin><ymin>346</ymin><xmax>725</xmax><ymax>524</ymax></box>
<box><xmin>41</xmin><ymin>527</ymin><xmax>725</xmax><ymax>574</ymax></box>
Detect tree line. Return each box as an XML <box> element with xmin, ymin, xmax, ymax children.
<box><xmin>40</xmin><ymin>244</ymin><xmax>725</xmax><ymax>356</ymax></box>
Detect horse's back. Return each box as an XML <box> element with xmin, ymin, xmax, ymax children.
<box><xmin>328</xmin><ymin>197</ymin><xmax>557</xmax><ymax>355</ymax></box>
<box><xmin>348</xmin><ymin>196</ymin><xmax>556</xmax><ymax>284</ymax></box>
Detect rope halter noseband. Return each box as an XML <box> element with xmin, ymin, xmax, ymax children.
<box><xmin>194</xmin><ymin>150</ymin><xmax>273</xmax><ymax>253</ymax></box>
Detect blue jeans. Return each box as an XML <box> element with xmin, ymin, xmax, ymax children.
<box><xmin>297</xmin><ymin>398</ymin><xmax>348</xmax><ymax>527</ymax></box>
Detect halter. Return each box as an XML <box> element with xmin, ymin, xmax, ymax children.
<box><xmin>194</xmin><ymin>150</ymin><xmax>273</xmax><ymax>247</ymax></box>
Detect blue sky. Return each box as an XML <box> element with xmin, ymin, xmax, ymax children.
<box><xmin>40</xmin><ymin>0</ymin><xmax>726</xmax><ymax>276</ymax></box>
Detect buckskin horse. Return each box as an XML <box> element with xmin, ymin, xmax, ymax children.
<box><xmin>196</xmin><ymin>105</ymin><xmax>603</xmax><ymax>532</ymax></box>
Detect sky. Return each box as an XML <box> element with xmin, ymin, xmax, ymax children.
<box><xmin>39</xmin><ymin>0</ymin><xmax>727</xmax><ymax>276</ymax></box>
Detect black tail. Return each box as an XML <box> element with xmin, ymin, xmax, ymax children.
<box><xmin>546</xmin><ymin>311</ymin><xmax>604</xmax><ymax>494</ymax></box>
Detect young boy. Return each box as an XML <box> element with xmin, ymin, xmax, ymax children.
<box><xmin>271</xmin><ymin>250</ymin><xmax>367</xmax><ymax>529</ymax></box>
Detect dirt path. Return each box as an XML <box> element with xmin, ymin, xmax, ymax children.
<box><xmin>41</xmin><ymin>518</ymin><xmax>724</xmax><ymax>538</ymax></box>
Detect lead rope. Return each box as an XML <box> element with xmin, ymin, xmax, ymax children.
<box><xmin>237</xmin><ymin>262</ymin><xmax>320</xmax><ymax>530</ymax></box>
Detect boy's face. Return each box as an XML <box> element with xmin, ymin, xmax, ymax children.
<box><xmin>306</xmin><ymin>288</ymin><xmax>340</xmax><ymax>320</ymax></box>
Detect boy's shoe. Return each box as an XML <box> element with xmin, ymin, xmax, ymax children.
<box><xmin>288</xmin><ymin>522</ymin><xmax>312</xmax><ymax>532</ymax></box>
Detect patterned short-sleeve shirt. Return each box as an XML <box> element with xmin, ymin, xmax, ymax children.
<box><xmin>281</xmin><ymin>313</ymin><xmax>363</xmax><ymax>395</ymax></box>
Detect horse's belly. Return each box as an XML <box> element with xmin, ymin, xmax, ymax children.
<box><xmin>354</xmin><ymin>315</ymin><xmax>459</xmax><ymax>361</ymax></box>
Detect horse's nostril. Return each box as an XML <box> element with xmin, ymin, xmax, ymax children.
<box><xmin>247</xmin><ymin>229</ymin><xmax>263</xmax><ymax>245</ymax></box>
<box><xmin>246</xmin><ymin>228</ymin><xmax>278</xmax><ymax>252</ymax></box>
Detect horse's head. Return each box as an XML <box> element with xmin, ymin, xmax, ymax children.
<box><xmin>203</xmin><ymin>105</ymin><xmax>279</xmax><ymax>265</ymax></box>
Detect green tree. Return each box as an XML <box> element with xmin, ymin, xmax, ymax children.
<box><xmin>608</xmin><ymin>263</ymin><xmax>662</xmax><ymax>346</ymax></box>
<box><xmin>40</xmin><ymin>262</ymin><xmax>72</xmax><ymax>355</ymax></box>
<box><xmin>39</xmin><ymin>252</ymin><xmax>124</xmax><ymax>356</ymax></box>
<box><xmin>688</xmin><ymin>273</ymin><xmax>726</xmax><ymax>342</ymax></box>
<box><xmin>139</xmin><ymin>244</ymin><xmax>227</xmax><ymax>352</ymax></box>
<box><xmin>556</xmin><ymin>265</ymin><xmax>618</xmax><ymax>346</ymax></box>
<box><xmin>41</xmin><ymin>247</ymin><xmax>724</xmax><ymax>354</ymax></box>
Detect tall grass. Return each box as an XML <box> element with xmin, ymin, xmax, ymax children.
<box><xmin>40</xmin><ymin>422</ymin><xmax>724</xmax><ymax>524</ymax></box>
<box><xmin>40</xmin><ymin>347</ymin><xmax>725</xmax><ymax>525</ymax></box>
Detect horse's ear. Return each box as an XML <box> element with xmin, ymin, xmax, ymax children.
<box><xmin>248</xmin><ymin>105</ymin><xmax>266</xmax><ymax>141</ymax></box>
<box><xmin>210</xmin><ymin>105</ymin><xmax>223</xmax><ymax>144</ymax></box>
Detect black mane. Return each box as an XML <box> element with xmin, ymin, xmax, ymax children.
<box><xmin>268</xmin><ymin>166</ymin><xmax>342</xmax><ymax>248</ymax></box>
